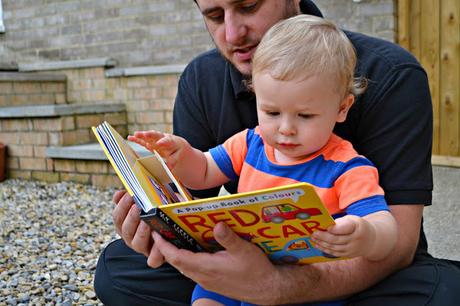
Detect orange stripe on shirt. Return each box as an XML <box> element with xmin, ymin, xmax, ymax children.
<box><xmin>334</xmin><ymin>165</ymin><xmax>384</xmax><ymax>209</ymax></box>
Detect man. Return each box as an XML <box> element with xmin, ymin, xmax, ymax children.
<box><xmin>94</xmin><ymin>1</ymin><xmax>460</xmax><ymax>305</ymax></box>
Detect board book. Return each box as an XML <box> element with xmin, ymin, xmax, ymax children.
<box><xmin>92</xmin><ymin>121</ymin><xmax>342</xmax><ymax>264</ymax></box>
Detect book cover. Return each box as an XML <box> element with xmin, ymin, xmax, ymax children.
<box><xmin>159</xmin><ymin>183</ymin><xmax>340</xmax><ymax>264</ymax></box>
<box><xmin>93</xmin><ymin>122</ymin><xmax>342</xmax><ymax>264</ymax></box>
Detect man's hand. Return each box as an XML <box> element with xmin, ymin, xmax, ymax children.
<box><xmin>112</xmin><ymin>190</ymin><xmax>161</xmax><ymax>262</ymax></box>
<box><xmin>150</xmin><ymin>222</ymin><xmax>284</xmax><ymax>304</ymax></box>
<box><xmin>148</xmin><ymin>206</ymin><xmax>422</xmax><ymax>304</ymax></box>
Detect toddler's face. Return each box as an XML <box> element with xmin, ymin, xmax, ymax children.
<box><xmin>254</xmin><ymin>72</ymin><xmax>353</xmax><ymax>163</ymax></box>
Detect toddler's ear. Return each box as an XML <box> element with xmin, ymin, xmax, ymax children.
<box><xmin>336</xmin><ymin>94</ymin><xmax>355</xmax><ymax>123</ymax></box>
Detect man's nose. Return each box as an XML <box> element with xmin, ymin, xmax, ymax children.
<box><xmin>225</xmin><ymin>13</ymin><xmax>247</xmax><ymax>45</ymax></box>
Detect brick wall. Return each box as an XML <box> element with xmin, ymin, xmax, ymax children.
<box><xmin>56</xmin><ymin>67</ymin><xmax>179</xmax><ymax>133</ymax></box>
<box><xmin>0</xmin><ymin>81</ymin><xmax>66</xmax><ymax>107</ymax></box>
<box><xmin>316</xmin><ymin>0</ymin><xmax>395</xmax><ymax>42</ymax></box>
<box><xmin>0</xmin><ymin>0</ymin><xmax>210</xmax><ymax>67</ymax></box>
<box><xmin>0</xmin><ymin>0</ymin><xmax>396</xmax><ymax>67</ymax></box>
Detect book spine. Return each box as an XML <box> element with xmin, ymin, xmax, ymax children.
<box><xmin>141</xmin><ymin>207</ymin><xmax>204</xmax><ymax>252</ymax></box>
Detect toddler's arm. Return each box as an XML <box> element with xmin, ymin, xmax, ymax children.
<box><xmin>128</xmin><ymin>131</ymin><xmax>228</xmax><ymax>189</ymax></box>
<box><xmin>311</xmin><ymin>211</ymin><xmax>397</xmax><ymax>261</ymax></box>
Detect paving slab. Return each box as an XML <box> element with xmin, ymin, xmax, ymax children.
<box><xmin>424</xmin><ymin>166</ymin><xmax>460</xmax><ymax>261</ymax></box>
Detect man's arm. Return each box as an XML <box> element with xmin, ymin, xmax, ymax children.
<box><xmin>151</xmin><ymin>204</ymin><xmax>422</xmax><ymax>304</ymax></box>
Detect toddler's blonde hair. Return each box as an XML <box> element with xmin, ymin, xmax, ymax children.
<box><xmin>252</xmin><ymin>15</ymin><xmax>366</xmax><ymax>97</ymax></box>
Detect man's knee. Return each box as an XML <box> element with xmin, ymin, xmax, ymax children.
<box><xmin>93</xmin><ymin>239</ymin><xmax>195</xmax><ymax>306</ymax></box>
<box><xmin>427</xmin><ymin>259</ymin><xmax>460</xmax><ymax>305</ymax></box>
<box><xmin>93</xmin><ymin>240</ymin><xmax>131</xmax><ymax>305</ymax></box>
<box><xmin>348</xmin><ymin>257</ymin><xmax>460</xmax><ymax>306</ymax></box>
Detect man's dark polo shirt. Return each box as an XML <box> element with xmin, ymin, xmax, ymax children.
<box><xmin>172</xmin><ymin>0</ymin><xmax>433</xmax><ymax>251</ymax></box>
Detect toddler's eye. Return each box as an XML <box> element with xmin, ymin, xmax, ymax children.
<box><xmin>266</xmin><ymin>111</ymin><xmax>280</xmax><ymax>116</ymax></box>
<box><xmin>299</xmin><ymin>114</ymin><xmax>314</xmax><ymax>119</ymax></box>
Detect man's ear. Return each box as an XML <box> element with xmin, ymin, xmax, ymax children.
<box><xmin>336</xmin><ymin>94</ymin><xmax>354</xmax><ymax>123</ymax></box>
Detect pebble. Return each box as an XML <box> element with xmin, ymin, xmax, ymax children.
<box><xmin>0</xmin><ymin>179</ymin><xmax>119</xmax><ymax>305</ymax></box>
<box><xmin>63</xmin><ymin>284</ymin><xmax>79</xmax><ymax>292</ymax></box>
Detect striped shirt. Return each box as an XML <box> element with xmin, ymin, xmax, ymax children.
<box><xmin>210</xmin><ymin>127</ymin><xmax>388</xmax><ymax>217</ymax></box>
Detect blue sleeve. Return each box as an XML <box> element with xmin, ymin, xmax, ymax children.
<box><xmin>345</xmin><ymin>195</ymin><xmax>389</xmax><ymax>217</ymax></box>
<box><xmin>209</xmin><ymin>145</ymin><xmax>239</xmax><ymax>181</ymax></box>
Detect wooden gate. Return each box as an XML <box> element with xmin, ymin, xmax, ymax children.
<box><xmin>397</xmin><ymin>0</ymin><xmax>460</xmax><ymax>166</ymax></box>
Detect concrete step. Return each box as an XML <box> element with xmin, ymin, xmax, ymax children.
<box><xmin>18</xmin><ymin>57</ymin><xmax>117</xmax><ymax>72</ymax></box>
<box><xmin>0</xmin><ymin>72</ymin><xmax>67</xmax><ymax>82</ymax></box>
<box><xmin>0</xmin><ymin>62</ymin><xmax>19</xmax><ymax>71</ymax></box>
<box><xmin>0</xmin><ymin>102</ymin><xmax>125</xmax><ymax>118</ymax></box>
<box><xmin>0</xmin><ymin>102</ymin><xmax>128</xmax><ymax>149</ymax></box>
<box><xmin>46</xmin><ymin>142</ymin><xmax>149</xmax><ymax>160</ymax></box>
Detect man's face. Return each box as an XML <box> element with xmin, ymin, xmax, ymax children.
<box><xmin>196</xmin><ymin>0</ymin><xmax>299</xmax><ymax>76</ymax></box>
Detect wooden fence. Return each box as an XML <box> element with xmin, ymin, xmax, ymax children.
<box><xmin>397</xmin><ymin>0</ymin><xmax>460</xmax><ymax>166</ymax></box>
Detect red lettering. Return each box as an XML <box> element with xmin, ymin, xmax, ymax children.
<box><xmin>282</xmin><ymin>224</ymin><xmax>306</xmax><ymax>238</ymax></box>
<box><xmin>207</xmin><ymin>212</ymin><xmax>233</xmax><ymax>225</ymax></box>
<box><xmin>300</xmin><ymin>220</ymin><xmax>325</xmax><ymax>234</ymax></box>
<box><xmin>257</xmin><ymin>226</ymin><xmax>280</xmax><ymax>239</ymax></box>
<box><xmin>178</xmin><ymin>215</ymin><xmax>212</xmax><ymax>232</ymax></box>
<box><xmin>229</xmin><ymin>209</ymin><xmax>259</xmax><ymax>227</ymax></box>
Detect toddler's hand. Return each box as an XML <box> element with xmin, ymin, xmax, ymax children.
<box><xmin>128</xmin><ymin>130</ymin><xmax>166</xmax><ymax>152</ymax></box>
<box><xmin>128</xmin><ymin>131</ymin><xmax>188</xmax><ymax>169</ymax></box>
<box><xmin>311</xmin><ymin>215</ymin><xmax>375</xmax><ymax>258</ymax></box>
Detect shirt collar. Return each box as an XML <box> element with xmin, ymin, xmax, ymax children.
<box><xmin>228</xmin><ymin>62</ymin><xmax>251</xmax><ymax>98</ymax></box>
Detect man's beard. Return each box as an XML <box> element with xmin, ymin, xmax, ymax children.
<box><xmin>212</xmin><ymin>0</ymin><xmax>299</xmax><ymax>78</ymax></box>
<box><xmin>284</xmin><ymin>0</ymin><xmax>299</xmax><ymax>19</ymax></box>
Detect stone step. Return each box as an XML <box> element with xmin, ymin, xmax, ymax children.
<box><xmin>0</xmin><ymin>72</ymin><xmax>67</xmax><ymax>82</ymax></box>
<box><xmin>46</xmin><ymin>142</ymin><xmax>149</xmax><ymax>160</ymax></box>
<box><xmin>0</xmin><ymin>103</ymin><xmax>128</xmax><ymax>148</ymax></box>
<box><xmin>0</xmin><ymin>62</ymin><xmax>19</xmax><ymax>71</ymax></box>
<box><xmin>18</xmin><ymin>57</ymin><xmax>117</xmax><ymax>72</ymax></box>
<box><xmin>0</xmin><ymin>102</ymin><xmax>125</xmax><ymax>118</ymax></box>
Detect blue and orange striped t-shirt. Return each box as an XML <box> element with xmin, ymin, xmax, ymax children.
<box><xmin>209</xmin><ymin>127</ymin><xmax>388</xmax><ymax>218</ymax></box>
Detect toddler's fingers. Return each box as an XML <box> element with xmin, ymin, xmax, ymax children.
<box><xmin>313</xmin><ymin>240</ymin><xmax>347</xmax><ymax>257</ymax></box>
<box><xmin>132</xmin><ymin>131</ymin><xmax>163</xmax><ymax>143</ymax></box>
<box><xmin>327</xmin><ymin>215</ymin><xmax>359</xmax><ymax>235</ymax></box>
<box><xmin>128</xmin><ymin>136</ymin><xmax>158</xmax><ymax>152</ymax></box>
<box><xmin>127</xmin><ymin>136</ymin><xmax>147</xmax><ymax>147</ymax></box>
<box><xmin>156</xmin><ymin>135</ymin><xmax>180</xmax><ymax>153</ymax></box>
<box><xmin>315</xmin><ymin>233</ymin><xmax>352</xmax><ymax>245</ymax></box>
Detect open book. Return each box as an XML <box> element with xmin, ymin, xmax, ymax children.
<box><xmin>93</xmin><ymin>122</ymin><xmax>342</xmax><ymax>264</ymax></box>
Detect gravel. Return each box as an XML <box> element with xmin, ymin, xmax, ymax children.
<box><xmin>0</xmin><ymin>179</ymin><xmax>119</xmax><ymax>305</ymax></box>
<box><xmin>1</xmin><ymin>166</ymin><xmax>458</xmax><ymax>304</ymax></box>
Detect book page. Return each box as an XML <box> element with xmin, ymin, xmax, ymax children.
<box><xmin>93</xmin><ymin>122</ymin><xmax>166</xmax><ymax>211</ymax></box>
<box><xmin>138</xmin><ymin>151</ymin><xmax>193</xmax><ymax>202</ymax></box>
